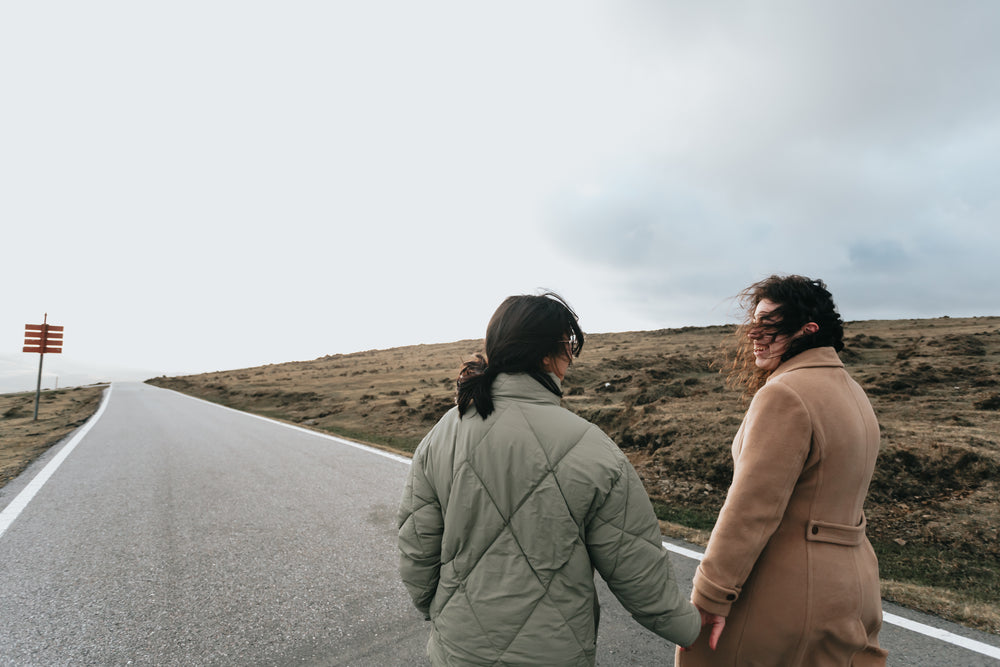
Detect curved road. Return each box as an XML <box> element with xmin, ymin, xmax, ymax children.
<box><xmin>0</xmin><ymin>383</ymin><xmax>997</xmax><ymax>665</ymax></box>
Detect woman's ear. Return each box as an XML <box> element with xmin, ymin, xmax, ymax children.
<box><xmin>802</xmin><ymin>322</ymin><xmax>819</xmax><ymax>335</ymax></box>
<box><xmin>540</xmin><ymin>355</ymin><xmax>554</xmax><ymax>373</ymax></box>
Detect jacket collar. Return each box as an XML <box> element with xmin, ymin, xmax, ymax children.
<box><xmin>767</xmin><ymin>346</ymin><xmax>843</xmax><ymax>382</ymax></box>
<box><xmin>491</xmin><ymin>372</ymin><xmax>563</xmax><ymax>406</ymax></box>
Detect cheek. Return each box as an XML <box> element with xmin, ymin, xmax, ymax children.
<box><xmin>770</xmin><ymin>336</ymin><xmax>791</xmax><ymax>355</ymax></box>
<box><xmin>755</xmin><ymin>355</ymin><xmax>776</xmax><ymax>370</ymax></box>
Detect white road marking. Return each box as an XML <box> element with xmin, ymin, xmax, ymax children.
<box><xmin>0</xmin><ymin>384</ymin><xmax>113</xmax><ymax>539</ymax></box>
<box><xmin>16</xmin><ymin>384</ymin><xmax>995</xmax><ymax>660</ymax></box>
<box><xmin>880</xmin><ymin>611</ymin><xmax>1000</xmax><ymax>660</ymax></box>
<box><xmin>661</xmin><ymin>537</ymin><xmax>1000</xmax><ymax>660</ymax></box>
<box><xmin>165</xmin><ymin>386</ymin><xmax>413</xmax><ymax>464</ymax></box>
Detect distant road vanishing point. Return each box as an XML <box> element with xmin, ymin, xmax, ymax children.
<box><xmin>1</xmin><ymin>383</ymin><xmax>998</xmax><ymax>665</ymax></box>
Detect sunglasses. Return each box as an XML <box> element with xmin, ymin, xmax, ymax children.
<box><xmin>558</xmin><ymin>334</ymin><xmax>579</xmax><ymax>357</ymax></box>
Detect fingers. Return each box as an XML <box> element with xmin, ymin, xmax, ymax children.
<box><xmin>682</xmin><ymin>609</ymin><xmax>726</xmax><ymax>653</ymax></box>
<box><xmin>708</xmin><ymin>616</ymin><xmax>726</xmax><ymax>651</ymax></box>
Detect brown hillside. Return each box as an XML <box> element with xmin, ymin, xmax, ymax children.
<box><xmin>146</xmin><ymin>316</ymin><xmax>1000</xmax><ymax>633</ymax></box>
<box><xmin>0</xmin><ymin>386</ymin><xmax>106</xmax><ymax>488</ymax></box>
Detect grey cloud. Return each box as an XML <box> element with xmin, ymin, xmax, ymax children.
<box><xmin>547</xmin><ymin>168</ymin><xmax>758</xmax><ymax>269</ymax></box>
<box><xmin>541</xmin><ymin>3</ymin><xmax>1000</xmax><ymax>327</ymax></box>
<box><xmin>848</xmin><ymin>241</ymin><xmax>910</xmax><ymax>273</ymax></box>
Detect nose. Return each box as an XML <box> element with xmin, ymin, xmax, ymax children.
<box><xmin>747</xmin><ymin>327</ymin><xmax>762</xmax><ymax>340</ymax></box>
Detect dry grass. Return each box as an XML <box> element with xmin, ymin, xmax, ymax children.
<box><xmin>0</xmin><ymin>385</ymin><xmax>106</xmax><ymax>488</ymax></box>
<box><xmin>145</xmin><ymin>316</ymin><xmax>1000</xmax><ymax>634</ymax></box>
<box><xmin>4</xmin><ymin>316</ymin><xmax>998</xmax><ymax>634</ymax></box>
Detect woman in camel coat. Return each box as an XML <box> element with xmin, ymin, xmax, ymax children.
<box><xmin>677</xmin><ymin>275</ymin><xmax>887</xmax><ymax>666</ymax></box>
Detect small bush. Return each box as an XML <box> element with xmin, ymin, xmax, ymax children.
<box><xmin>975</xmin><ymin>393</ymin><xmax>1000</xmax><ymax>410</ymax></box>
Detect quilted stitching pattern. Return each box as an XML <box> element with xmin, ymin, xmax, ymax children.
<box><xmin>398</xmin><ymin>373</ymin><xmax>700</xmax><ymax>665</ymax></box>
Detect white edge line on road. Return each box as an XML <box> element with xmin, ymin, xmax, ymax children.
<box><xmin>879</xmin><ymin>612</ymin><xmax>1000</xmax><ymax>660</ymax></box>
<box><xmin>660</xmin><ymin>541</ymin><xmax>1000</xmax><ymax>659</ymax></box>
<box><xmin>163</xmin><ymin>385</ymin><xmax>1000</xmax><ymax>659</ymax></box>
<box><xmin>163</xmin><ymin>386</ymin><xmax>412</xmax><ymax>464</ymax></box>
<box><xmin>0</xmin><ymin>384</ymin><xmax>114</xmax><ymax>540</ymax></box>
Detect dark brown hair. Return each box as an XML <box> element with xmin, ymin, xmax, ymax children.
<box><xmin>457</xmin><ymin>292</ymin><xmax>584</xmax><ymax>419</ymax></box>
<box><xmin>726</xmin><ymin>274</ymin><xmax>844</xmax><ymax>397</ymax></box>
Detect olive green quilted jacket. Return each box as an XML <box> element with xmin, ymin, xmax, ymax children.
<box><xmin>397</xmin><ymin>373</ymin><xmax>700</xmax><ymax>666</ymax></box>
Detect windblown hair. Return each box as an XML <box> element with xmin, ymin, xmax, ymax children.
<box><xmin>726</xmin><ymin>274</ymin><xmax>844</xmax><ymax>399</ymax></box>
<box><xmin>457</xmin><ymin>292</ymin><xmax>584</xmax><ymax>419</ymax></box>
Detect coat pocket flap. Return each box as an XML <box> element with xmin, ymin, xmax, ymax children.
<box><xmin>806</xmin><ymin>515</ymin><xmax>866</xmax><ymax>546</ymax></box>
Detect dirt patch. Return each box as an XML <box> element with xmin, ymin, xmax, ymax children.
<box><xmin>0</xmin><ymin>386</ymin><xmax>106</xmax><ymax>488</ymax></box>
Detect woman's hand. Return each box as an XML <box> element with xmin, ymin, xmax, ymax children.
<box><xmin>699</xmin><ymin>607</ymin><xmax>726</xmax><ymax>650</ymax></box>
<box><xmin>682</xmin><ymin>606</ymin><xmax>726</xmax><ymax>652</ymax></box>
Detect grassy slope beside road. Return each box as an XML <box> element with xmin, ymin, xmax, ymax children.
<box><xmin>4</xmin><ymin>317</ymin><xmax>998</xmax><ymax>634</ymax></box>
<box><xmin>0</xmin><ymin>385</ymin><xmax>106</xmax><ymax>489</ymax></box>
<box><xmin>145</xmin><ymin>317</ymin><xmax>1000</xmax><ymax>634</ymax></box>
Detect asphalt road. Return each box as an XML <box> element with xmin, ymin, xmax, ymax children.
<box><xmin>1</xmin><ymin>383</ymin><xmax>997</xmax><ymax>665</ymax></box>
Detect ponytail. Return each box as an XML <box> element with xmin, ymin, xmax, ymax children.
<box><xmin>455</xmin><ymin>292</ymin><xmax>583</xmax><ymax>419</ymax></box>
<box><xmin>456</xmin><ymin>354</ymin><xmax>498</xmax><ymax>418</ymax></box>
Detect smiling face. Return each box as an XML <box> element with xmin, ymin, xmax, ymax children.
<box><xmin>748</xmin><ymin>298</ymin><xmax>820</xmax><ymax>372</ymax></box>
<box><xmin>748</xmin><ymin>299</ymin><xmax>789</xmax><ymax>372</ymax></box>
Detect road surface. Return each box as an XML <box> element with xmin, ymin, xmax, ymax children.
<box><xmin>1</xmin><ymin>383</ymin><xmax>997</xmax><ymax>665</ymax></box>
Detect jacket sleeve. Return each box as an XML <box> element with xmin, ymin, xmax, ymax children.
<box><xmin>586</xmin><ymin>453</ymin><xmax>701</xmax><ymax>648</ymax></box>
<box><xmin>397</xmin><ymin>442</ymin><xmax>443</xmax><ymax>619</ymax></box>
<box><xmin>692</xmin><ymin>381</ymin><xmax>812</xmax><ymax>616</ymax></box>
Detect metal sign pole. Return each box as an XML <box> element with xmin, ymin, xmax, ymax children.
<box><xmin>24</xmin><ymin>313</ymin><xmax>63</xmax><ymax>420</ymax></box>
<box><xmin>32</xmin><ymin>313</ymin><xmax>48</xmax><ymax>421</ymax></box>
<box><xmin>33</xmin><ymin>350</ymin><xmax>45</xmax><ymax>421</ymax></box>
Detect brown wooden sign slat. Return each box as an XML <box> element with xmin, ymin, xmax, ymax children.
<box><xmin>24</xmin><ymin>319</ymin><xmax>64</xmax><ymax>356</ymax></box>
<box><xmin>26</xmin><ymin>317</ymin><xmax>64</xmax><ymax>420</ymax></box>
<box><xmin>24</xmin><ymin>327</ymin><xmax>64</xmax><ymax>345</ymax></box>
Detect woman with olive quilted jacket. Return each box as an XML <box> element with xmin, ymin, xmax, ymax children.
<box><xmin>398</xmin><ymin>293</ymin><xmax>700</xmax><ymax>666</ymax></box>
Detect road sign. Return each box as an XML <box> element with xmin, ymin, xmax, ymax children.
<box><xmin>24</xmin><ymin>322</ymin><xmax>63</xmax><ymax>354</ymax></box>
<box><xmin>23</xmin><ymin>314</ymin><xmax>64</xmax><ymax>419</ymax></box>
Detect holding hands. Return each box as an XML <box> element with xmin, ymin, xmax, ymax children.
<box><xmin>681</xmin><ymin>605</ymin><xmax>725</xmax><ymax>652</ymax></box>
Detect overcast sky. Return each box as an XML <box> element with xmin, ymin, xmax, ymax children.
<box><xmin>3</xmin><ymin>1</ymin><xmax>999</xmax><ymax>392</ymax></box>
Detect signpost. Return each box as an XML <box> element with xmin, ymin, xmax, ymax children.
<box><xmin>23</xmin><ymin>314</ymin><xmax>64</xmax><ymax>420</ymax></box>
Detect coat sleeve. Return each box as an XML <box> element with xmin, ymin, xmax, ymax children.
<box><xmin>397</xmin><ymin>442</ymin><xmax>443</xmax><ymax>619</ymax></box>
<box><xmin>692</xmin><ymin>381</ymin><xmax>812</xmax><ymax>616</ymax></box>
<box><xmin>586</xmin><ymin>451</ymin><xmax>701</xmax><ymax>648</ymax></box>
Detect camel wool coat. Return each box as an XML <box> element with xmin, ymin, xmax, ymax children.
<box><xmin>677</xmin><ymin>347</ymin><xmax>887</xmax><ymax>666</ymax></box>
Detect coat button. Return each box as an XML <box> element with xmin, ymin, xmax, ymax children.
<box><xmin>811</xmin><ymin>526</ymin><xmax>819</xmax><ymax>535</ymax></box>
<box><xmin>726</xmin><ymin>593</ymin><xmax>736</xmax><ymax>601</ymax></box>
